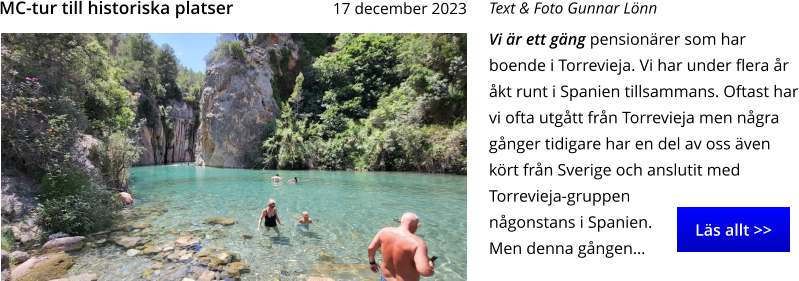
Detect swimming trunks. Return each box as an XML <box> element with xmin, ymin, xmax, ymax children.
<box><xmin>380</xmin><ymin>276</ymin><xmax>386</xmax><ymax>281</ymax></box>
<box><xmin>264</xmin><ymin>209</ymin><xmax>278</xmax><ymax>227</ymax></box>
<box><xmin>296</xmin><ymin>223</ymin><xmax>310</xmax><ymax>229</ymax></box>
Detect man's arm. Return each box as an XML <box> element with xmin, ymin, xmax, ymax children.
<box><xmin>414</xmin><ymin>241</ymin><xmax>434</xmax><ymax>277</ymax></box>
<box><xmin>367</xmin><ymin>229</ymin><xmax>383</xmax><ymax>273</ymax></box>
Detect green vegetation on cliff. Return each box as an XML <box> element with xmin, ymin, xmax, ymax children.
<box><xmin>260</xmin><ymin>33</ymin><xmax>467</xmax><ymax>174</ymax></box>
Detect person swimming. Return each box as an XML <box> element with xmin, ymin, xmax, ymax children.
<box><xmin>271</xmin><ymin>174</ymin><xmax>284</xmax><ymax>183</ymax></box>
<box><xmin>296</xmin><ymin>211</ymin><xmax>317</xmax><ymax>229</ymax></box>
<box><xmin>287</xmin><ymin>177</ymin><xmax>299</xmax><ymax>183</ymax></box>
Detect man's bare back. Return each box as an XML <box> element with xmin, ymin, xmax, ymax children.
<box><xmin>368</xmin><ymin>213</ymin><xmax>434</xmax><ymax>281</ymax></box>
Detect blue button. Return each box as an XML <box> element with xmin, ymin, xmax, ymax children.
<box><xmin>677</xmin><ymin>207</ymin><xmax>790</xmax><ymax>252</ymax></box>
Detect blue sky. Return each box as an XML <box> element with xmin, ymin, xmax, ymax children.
<box><xmin>149</xmin><ymin>33</ymin><xmax>219</xmax><ymax>72</ymax></box>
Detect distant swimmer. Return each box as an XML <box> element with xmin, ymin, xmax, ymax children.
<box><xmin>296</xmin><ymin>211</ymin><xmax>317</xmax><ymax>229</ymax></box>
<box><xmin>271</xmin><ymin>174</ymin><xmax>283</xmax><ymax>182</ymax></box>
<box><xmin>287</xmin><ymin>177</ymin><xmax>299</xmax><ymax>183</ymax></box>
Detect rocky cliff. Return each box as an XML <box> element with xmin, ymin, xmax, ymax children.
<box><xmin>195</xmin><ymin>34</ymin><xmax>300</xmax><ymax>168</ymax></box>
<box><xmin>136</xmin><ymin>100</ymin><xmax>197</xmax><ymax>166</ymax></box>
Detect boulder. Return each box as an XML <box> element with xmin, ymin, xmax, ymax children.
<box><xmin>8</xmin><ymin>252</ymin><xmax>75</xmax><ymax>281</ymax></box>
<box><xmin>40</xmin><ymin>236</ymin><xmax>85</xmax><ymax>254</ymax></box>
<box><xmin>228</xmin><ymin>262</ymin><xmax>249</xmax><ymax>273</ymax></box>
<box><xmin>1</xmin><ymin>250</ymin><xmax>8</xmax><ymax>271</ymax></box>
<box><xmin>126</xmin><ymin>249</ymin><xmax>141</xmax><ymax>257</ymax></box>
<box><xmin>10</xmin><ymin>251</ymin><xmax>29</xmax><ymax>264</ymax></box>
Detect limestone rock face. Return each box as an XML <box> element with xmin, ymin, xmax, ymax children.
<box><xmin>195</xmin><ymin>34</ymin><xmax>299</xmax><ymax>168</ymax></box>
<box><xmin>136</xmin><ymin>100</ymin><xmax>197</xmax><ymax>166</ymax></box>
<box><xmin>167</xmin><ymin>101</ymin><xmax>198</xmax><ymax>163</ymax></box>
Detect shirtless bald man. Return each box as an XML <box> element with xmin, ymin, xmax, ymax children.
<box><xmin>367</xmin><ymin>212</ymin><xmax>434</xmax><ymax>281</ymax></box>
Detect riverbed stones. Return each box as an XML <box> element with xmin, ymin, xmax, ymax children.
<box><xmin>228</xmin><ymin>262</ymin><xmax>249</xmax><ymax>272</ymax></box>
<box><xmin>217</xmin><ymin>252</ymin><xmax>232</xmax><ymax>264</ymax></box>
<box><xmin>133</xmin><ymin>222</ymin><xmax>151</xmax><ymax>229</ymax></box>
<box><xmin>51</xmin><ymin>273</ymin><xmax>98</xmax><ymax>281</ymax></box>
<box><xmin>142</xmin><ymin>246</ymin><xmax>162</xmax><ymax>255</ymax></box>
<box><xmin>319</xmin><ymin>252</ymin><xmax>335</xmax><ymax>262</ymax></box>
<box><xmin>40</xmin><ymin>236</ymin><xmax>85</xmax><ymax>254</ymax></box>
<box><xmin>126</xmin><ymin>249</ymin><xmax>142</xmax><ymax>257</ymax></box>
<box><xmin>205</xmin><ymin>218</ymin><xmax>236</xmax><ymax>226</ymax></box>
<box><xmin>113</xmin><ymin>236</ymin><xmax>149</xmax><ymax>248</ymax></box>
<box><xmin>173</xmin><ymin>236</ymin><xmax>201</xmax><ymax>247</ymax></box>
<box><xmin>242</xmin><ymin>234</ymin><xmax>253</xmax><ymax>239</ymax></box>
<box><xmin>8</xmin><ymin>252</ymin><xmax>75</xmax><ymax>281</ymax></box>
<box><xmin>197</xmin><ymin>270</ymin><xmax>216</xmax><ymax>281</ymax></box>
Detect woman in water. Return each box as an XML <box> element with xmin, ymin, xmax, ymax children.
<box><xmin>257</xmin><ymin>198</ymin><xmax>283</xmax><ymax>236</ymax></box>
<box><xmin>287</xmin><ymin>177</ymin><xmax>299</xmax><ymax>183</ymax></box>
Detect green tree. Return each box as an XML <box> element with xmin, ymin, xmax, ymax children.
<box><xmin>91</xmin><ymin>126</ymin><xmax>144</xmax><ymax>192</ymax></box>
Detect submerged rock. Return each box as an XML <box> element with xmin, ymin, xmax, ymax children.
<box><xmin>126</xmin><ymin>249</ymin><xmax>142</xmax><ymax>257</ymax></box>
<box><xmin>205</xmin><ymin>218</ymin><xmax>236</xmax><ymax>226</ymax></box>
<box><xmin>173</xmin><ymin>236</ymin><xmax>202</xmax><ymax>248</ymax></box>
<box><xmin>142</xmin><ymin>246</ymin><xmax>162</xmax><ymax>255</ymax></box>
<box><xmin>113</xmin><ymin>236</ymin><xmax>148</xmax><ymax>248</ymax></box>
<box><xmin>132</xmin><ymin>222</ymin><xmax>151</xmax><ymax>229</ymax></box>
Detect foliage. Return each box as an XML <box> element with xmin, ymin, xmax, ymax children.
<box><xmin>263</xmin><ymin>33</ymin><xmax>467</xmax><ymax>174</ymax></box>
<box><xmin>300</xmin><ymin>33</ymin><xmax>331</xmax><ymax>57</ymax></box>
<box><xmin>1</xmin><ymin>228</ymin><xmax>15</xmax><ymax>252</ymax></box>
<box><xmin>211</xmin><ymin>41</ymin><xmax>246</xmax><ymax>63</ymax></box>
<box><xmin>36</xmin><ymin>172</ymin><xmax>93</xmax><ymax>202</ymax></box>
<box><xmin>90</xmin><ymin>125</ymin><xmax>145</xmax><ymax>192</ymax></box>
<box><xmin>35</xmin><ymin>174</ymin><xmax>122</xmax><ymax>235</ymax></box>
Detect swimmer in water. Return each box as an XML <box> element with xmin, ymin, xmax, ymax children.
<box><xmin>271</xmin><ymin>174</ymin><xmax>283</xmax><ymax>183</ymax></box>
<box><xmin>287</xmin><ymin>177</ymin><xmax>299</xmax><ymax>183</ymax></box>
<box><xmin>257</xmin><ymin>198</ymin><xmax>283</xmax><ymax>237</ymax></box>
<box><xmin>296</xmin><ymin>211</ymin><xmax>317</xmax><ymax>229</ymax></box>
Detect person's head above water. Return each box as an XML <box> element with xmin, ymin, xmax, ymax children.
<box><xmin>399</xmin><ymin>212</ymin><xmax>420</xmax><ymax>233</ymax></box>
<box><xmin>268</xmin><ymin>198</ymin><xmax>276</xmax><ymax>207</ymax></box>
<box><xmin>303</xmin><ymin>211</ymin><xmax>309</xmax><ymax>218</ymax></box>
<box><xmin>276</xmin><ymin>174</ymin><xmax>279</xmax><ymax>176</ymax></box>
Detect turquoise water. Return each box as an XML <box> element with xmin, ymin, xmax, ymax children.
<box><xmin>69</xmin><ymin>165</ymin><xmax>467</xmax><ymax>280</ymax></box>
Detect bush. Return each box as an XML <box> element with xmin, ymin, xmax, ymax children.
<box><xmin>36</xmin><ymin>189</ymin><xmax>121</xmax><ymax>235</ymax></box>
<box><xmin>300</xmin><ymin>33</ymin><xmax>331</xmax><ymax>57</ymax></box>
<box><xmin>34</xmin><ymin>171</ymin><xmax>122</xmax><ymax>235</ymax></box>
<box><xmin>36</xmin><ymin>172</ymin><xmax>92</xmax><ymax>202</ymax></box>
<box><xmin>1</xmin><ymin>228</ymin><xmax>15</xmax><ymax>252</ymax></box>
